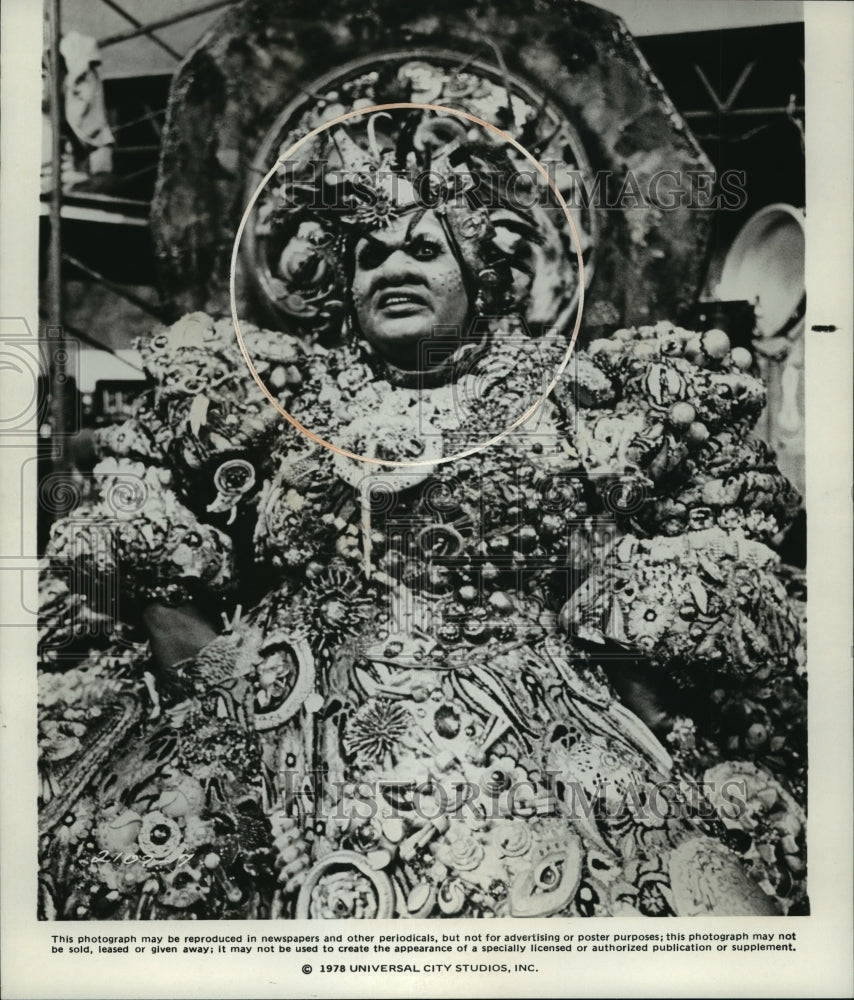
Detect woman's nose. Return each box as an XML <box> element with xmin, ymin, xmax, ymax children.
<box><xmin>378</xmin><ymin>249</ymin><xmax>421</xmax><ymax>281</ymax></box>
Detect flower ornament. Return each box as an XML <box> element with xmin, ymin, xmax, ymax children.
<box><xmin>398</xmin><ymin>60</ymin><xmax>446</xmax><ymax>103</ymax></box>
<box><xmin>572</xmin><ymin>324</ymin><xmax>801</xmax><ymax>542</ymax></box>
<box><xmin>55</xmin><ymin>798</ymin><xmax>96</xmax><ymax>846</ymax></box>
<box><xmin>296</xmin><ymin>851</ymin><xmax>395</xmax><ymax>919</ymax></box>
<box><xmin>343</xmin><ymin>699</ymin><xmax>414</xmax><ymax>766</ymax></box>
<box><xmin>38</xmin><ymin>721</ymin><xmax>82</xmax><ymax>765</ymax></box>
<box><xmin>44</xmin><ymin>461</ymin><xmax>236</xmax><ymax>610</ymax></box>
<box><xmin>133</xmin><ymin>316</ymin><xmax>308</xmax><ymax>509</ymax></box>
<box><xmin>491</xmin><ymin>819</ymin><xmax>534</xmax><ymax>859</ymax></box>
<box><xmin>253</xmin><ymin>465</ymin><xmax>334</xmax><ymax>570</ymax></box>
<box><xmin>331</xmin><ymin>411</ymin><xmax>442</xmax><ymax>486</ymax></box>
<box><xmin>569</xmin><ymin>527</ymin><xmax>801</xmax><ymax>678</ymax></box>
<box><xmin>436</xmin><ymin>831</ymin><xmax>486</xmax><ymax>873</ymax></box>
<box><xmin>44</xmin><ymin>512</ymin><xmax>119</xmax><ymax>581</ymax></box>
<box><xmin>626</xmin><ymin>601</ymin><xmax>674</xmax><ymax>649</ymax></box>
<box><xmin>138</xmin><ymin>811</ymin><xmax>185</xmax><ymax>861</ymax></box>
<box><xmin>666</xmin><ymin>716</ymin><xmax>698</xmax><ymax>757</ymax></box>
<box><xmin>300</xmin><ymin>560</ymin><xmax>374</xmax><ymax>662</ymax></box>
<box><xmin>90</xmin><ymin>457</ymin><xmax>152</xmax><ymax>516</ymax></box>
<box><xmin>703</xmin><ymin>761</ymin><xmax>804</xmax><ymax>836</ymax></box>
<box><xmin>95</xmin><ymin>418</ymin><xmax>164</xmax><ymax>464</ymax></box>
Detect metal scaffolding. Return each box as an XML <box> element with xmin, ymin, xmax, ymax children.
<box><xmin>43</xmin><ymin>0</ymin><xmax>240</xmax><ymax>469</ymax></box>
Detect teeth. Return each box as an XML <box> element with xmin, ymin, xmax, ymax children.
<box><xmin>379</xmin><ymin>292</ymin><xmax>423</xmax><ymax>306</ymax></box>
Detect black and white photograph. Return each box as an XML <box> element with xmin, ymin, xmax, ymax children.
<box><xmin>1</xmin><ymin>0</ymin><xmax>851</xmax><ymax>997</ymax></box>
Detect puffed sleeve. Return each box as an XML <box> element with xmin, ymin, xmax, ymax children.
<box><xmin>555</xmin><ymin>321</ymin><xmax>801</xmax><ymax>543</ymax></box>
<box><xmin>39</xmin><ymin>312</ymin><xmax>316</xmax><ymax>655</ymax></box>
<box><xmin>558</xmin><ymin>323</ymin><xmax>806</xmax><ymax>804</ymax></box>
<box><xmin>43</xmin><ymin>458</ymin><xmax>235</xmax><ymax>612</ymax></box>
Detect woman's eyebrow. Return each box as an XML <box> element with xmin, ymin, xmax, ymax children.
<box><xmin>408</xmin><ymin>233</ymin><xmax>442</xmax><ymax>249</ymax></box>
<box><xmin>357</xmin><ymin>230</ymin><xmax>442</xmax><ymax>265</ymax></box>
<box><xmin>356</xmin><ymin>234</ymin><xmax>395</xmax><ymax>267</ymax></box>
<box><xmin>358</xmin><ymin>234</ymin><xmax>388</xmax><ymax>254</ymax></box>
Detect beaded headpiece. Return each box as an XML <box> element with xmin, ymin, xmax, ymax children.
<box><xmin>245</xmin><ymin>63</ymin><xmax>588</xmax><ymax>344</ymax></box>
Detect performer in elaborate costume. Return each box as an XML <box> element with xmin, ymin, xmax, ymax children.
<box><xmin>38</xmin><ymin>91</ymin><xmax>805</xmax><ymax>921</ymax></box>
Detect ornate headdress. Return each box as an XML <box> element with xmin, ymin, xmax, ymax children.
<box><xmin>244</xmin><ymin>61</ymin><xmax>587</xmax><ymax>347</ymax></box>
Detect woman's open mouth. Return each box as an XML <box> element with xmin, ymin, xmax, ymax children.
<box><xmin>375</xmin><ymin>287</ymin><xmax>430</xmax><ymax>313</ymax></box>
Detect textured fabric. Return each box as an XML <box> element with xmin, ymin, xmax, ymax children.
<box><xmin>37</xmin><ymin>317</ymin><xmax>807</xmax><ymax>920</ymax></box>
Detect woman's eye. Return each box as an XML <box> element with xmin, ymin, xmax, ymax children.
<box><xmin>411</xmin><ymin>240</ymin><xmax>441</xmax><ymax>261</ymax></box>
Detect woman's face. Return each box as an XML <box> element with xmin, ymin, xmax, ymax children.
<box><xmin>351</xmin><ymin>211</ymin><xmax>469</xmax><ymax>369</ymax></box>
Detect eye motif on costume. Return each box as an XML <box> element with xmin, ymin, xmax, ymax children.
<box><xmin>207</xmin><ymin>458</ymin><xmax>257</xmax><ymax>525</ymax></box>
<box><xmin>508</xmin><ymin>832</ymin><xmax>583</xmax><ymax>917</ymax></box>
